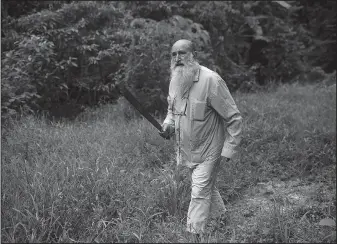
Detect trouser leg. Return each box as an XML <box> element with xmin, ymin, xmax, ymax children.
<box><xmin>186</xmin><ymin>157</ymin><xmax>224</xmax><ymax>234</ymax></box>
<box><xmin>210</xmin><ymin>187</ymin><xmax>226</xmax><ymax>219</ymax></box>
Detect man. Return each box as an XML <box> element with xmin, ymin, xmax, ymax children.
<box><xmin>159</xmin><ymin>39</ymin><xmax>243</xmax><ymax>235</ymax></box>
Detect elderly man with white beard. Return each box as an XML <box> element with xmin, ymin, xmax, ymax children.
<box><xmin>159</xmin><ymin>39</ymin><xmax>243</xmax><ymax>237</ymax></box>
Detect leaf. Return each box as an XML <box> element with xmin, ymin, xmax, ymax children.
<box><xmin>132</xmin><ymin>233</ymin><xmax>141</xmax><ymax>241</ymax></box>
<box><xmin>60</xmin><ymin>83</ymin><xmax>68</xmax><ymax>89</ymax></box>
<box><xmin>262</xmin><ymin>227</ymin><xmax>270</xmax><ymax>235</ymax></box>
<box><xmin>273</xmin><ymin>1</ymin><xmax>292</xmax><ymax>9</ymax></box>
<box><xmin>319</xmin><ymin>218</ymin><xmax>336</xmax><ymax>227</ymax></box>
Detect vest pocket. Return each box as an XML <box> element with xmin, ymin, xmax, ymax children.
<box><xmin>192</xmin><ymin>100</ymin><xmax>207</xmax><ymax>121</ymax></box>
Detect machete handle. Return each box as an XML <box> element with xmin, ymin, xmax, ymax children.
<box><xmin>158</xmin><ymin>130</ymin><xmax>171</xmax><ymax>140</ymax></box>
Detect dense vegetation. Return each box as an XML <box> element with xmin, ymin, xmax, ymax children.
<box><xmin>1</xmin><ymin>1</ymin><xmax>336</xmax><ymax>243</ymax></box>
<box><xmin>1</xmin><ymin>1</ymin><xmax>336</xmax><ymax>119</ymax></box>
<box><xmin>1</xmin><ymin>83</ymin><xmax>335</xmax><ymax>242</ymax></box>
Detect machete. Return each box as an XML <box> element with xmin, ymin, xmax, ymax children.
<box><xmin>115</xmin><ymin>82</ymin><xmax>163</xmax><ymax>132</ymax></box>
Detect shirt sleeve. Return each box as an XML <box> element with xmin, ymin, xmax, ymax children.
<box><xmin>163</xmin><ymin>95</ymin><xmax>175</xmax><ymax>127</ymax></box>
<box><xmin>209</xmin><ymin>76</ymin><xmax>243</xmax><ymax>158</ymax></box>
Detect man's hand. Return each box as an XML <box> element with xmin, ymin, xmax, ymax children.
<box><xmin>159</xmin><ymin>123</ymin><xmax>174</xmax><ymax>140</ymax></box>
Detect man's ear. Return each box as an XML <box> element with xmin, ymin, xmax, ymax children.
<box><xmin>192</xmin><ymin>51</ymin><xmax>197</xmax><ymax>59</ymax></box>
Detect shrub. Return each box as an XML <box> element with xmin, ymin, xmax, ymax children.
<box><xmin>1</xmin><ymin>1</ymin><xmax>130</xmax><ymax>120</ymax></box>
<box><xmin>2</xmin><ymin>1</ymin><xmax>335</xmax><ymax>119</ymax></box>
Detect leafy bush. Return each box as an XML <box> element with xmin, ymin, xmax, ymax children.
<box><xmin>1</xmin><ymin>1</ymin><xmax>130</xmax><ymax>119</ymax></box>
<box><xmin>1</xmin><ymin>1</ymin><xmax>215</xmax><ymax>118</ymax></box>
<box><xmin>295</xmin><ymin>1</ymin><xmax>336</xmax><ymax>72</ymax></box>
<box><xmin>128</xmin><ymin>1</ymin><xmax>333</xmax><ymax>88</ymax></box>
<box><xmin>1</xmin><ymin>1</ymin><xmax>335</xmax><ymax>119</ymax></box>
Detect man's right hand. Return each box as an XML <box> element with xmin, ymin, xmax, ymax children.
<box><xmin>159</xmin><ymin>123</ymin><xmax>174</xmax><ymax>140</ymax></box>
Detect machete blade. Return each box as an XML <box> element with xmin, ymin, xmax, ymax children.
<box><xmin>115</xmin><ymin>81</ymin><xmax>163</xmax><ymax>132</ymax></box>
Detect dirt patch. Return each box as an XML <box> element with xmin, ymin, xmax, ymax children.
<box><xmin>224</xmin><ymin>178</ymin><xmax>336</xmax><ymax>243</ymax></box>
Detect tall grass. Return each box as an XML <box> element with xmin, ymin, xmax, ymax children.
<box><xmin>1</xmin><ymin>83</ymin><xmax>336</xmax><ymax>243</ymax></box>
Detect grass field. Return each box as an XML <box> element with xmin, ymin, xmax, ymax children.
<box><xmin>1</xmin><ymin>83</ymin><xmax>336</xmax><ymax>243</ymax></box>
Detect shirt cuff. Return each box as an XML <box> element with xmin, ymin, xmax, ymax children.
<box><xmin>163</xmin><ymin>118</ymin><xmax>174</xmax><ymax>126</ymax></box>
<box><xmin>221</xmin><ymin>147</ymin><xmax>236</xmax><ymax>159</ymax></box>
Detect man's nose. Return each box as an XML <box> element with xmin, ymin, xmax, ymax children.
<box><xmin>175</xmin><ymin>54</ymin><xmax>181</xmax><ymax>62</ymax></box>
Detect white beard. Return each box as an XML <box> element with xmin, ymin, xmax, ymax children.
<box><xmin>169</xmin><ymin>61</ymin><xmax>199</xmax><ymax>103</ymax></box>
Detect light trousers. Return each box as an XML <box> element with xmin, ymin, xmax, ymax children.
<box><xmin>186</xmin><ymin>156</ymin><xmax>226</xmax><ymax>234</ymax></box>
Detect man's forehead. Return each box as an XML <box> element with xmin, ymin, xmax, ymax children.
<box><xmin>171</xmin><ymin>40</ymin><xmax>193</xmax><ymax>53</ymax></box>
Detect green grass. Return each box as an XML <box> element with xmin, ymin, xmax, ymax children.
<box><xmin>1</xmin><ymin>83</ymin><xmax>336</xmax><ymax>243</ymax></box>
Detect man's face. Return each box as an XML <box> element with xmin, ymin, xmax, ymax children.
<box><xmin>170</xmin><ymin>41</ymin><xmax>194</xmax><ymax>69</ymax></box>
<box><xmin>169</xmin><ymin>40</ymin><xmax>199</xmax><ymax>100</ymax></box>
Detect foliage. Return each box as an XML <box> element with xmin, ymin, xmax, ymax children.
<box><xmin>1</xmin><ymin>1</ymin><xmax>131</xmax><ymax>119</ymax></box>
<box><xmin>1</xmin><ymin>1</ymin><xmax>214</xmax><ymax>118</ymax></box>
<box><xmin>295</xmin><ymin>0</ymin><xmax>336</xmax><ymax>72</ymax></box>
<box><xmin>1</xmin><ymin>84</ymin><xmax>335</xmax><ymax>242</ymax></box>
<box><xmin>1</xmin><ymin>1</ymin><xmax>336</xmax><ymax>119</ymax></box>
<box><xmin>1</xmin><ymin>0</ymin><xmax>65</xmax><ymax>19</ymax></box>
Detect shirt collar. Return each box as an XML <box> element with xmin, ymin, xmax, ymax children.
<box><xmin>193</xmin><ymin>66</ymin><xmax>200</xmax><ymax>82</ymax></box>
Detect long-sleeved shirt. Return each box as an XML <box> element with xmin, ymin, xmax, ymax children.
<box><xmin>163</xmin><ymin>65</ymin><xmax>243</xmax><ymax>166</ymax></box>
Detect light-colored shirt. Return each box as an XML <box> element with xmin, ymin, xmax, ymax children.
<box><xmin>163</xmin><ymin>65</ymin><xmax>243</xmax><ymax>166</ymax></box>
